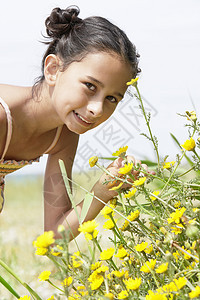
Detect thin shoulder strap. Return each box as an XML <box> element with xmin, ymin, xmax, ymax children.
<box><xmin>0</xmin><ymin>97</ymin><xmax>12</xmax><ymax>160</ymax></box>
<box><xmin>44</xmin><ymin>126</ymin><xmax>63</xmax><ymax>154</ymax></box>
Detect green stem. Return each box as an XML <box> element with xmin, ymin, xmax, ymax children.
<box><xmin>48</xmin><ymin>279</ymin><xmax>65</xmax><ymax>293</ymax></box>
<box><xmin>193</xmin><ymin>149</ymin><xmax>200</xmax><ymax>161</ymax></box>
<box><xmin>160</xmin><ymin>150</ymin><xmax>186</xmax><ymax>196</ymax></box>
<box><xmin>178</xmin><ymin>165</ymin><xmax>196</xmax><ymax>178</ymax></box>
<box><xmin>135</xmin><ymin>85</ymin><xmax>160</xmax><ymax>167</ymax></box>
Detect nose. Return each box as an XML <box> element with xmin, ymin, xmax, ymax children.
<box><xmin>87</xmin><ymin>98</ymin><xmax>103</xmax><ymax>118</ymax></box>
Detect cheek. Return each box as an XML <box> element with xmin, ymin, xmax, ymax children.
<box><xmin>98</xmin><ymin>105</ymin><xmax>116</xmax><ymax>124</ymax></box>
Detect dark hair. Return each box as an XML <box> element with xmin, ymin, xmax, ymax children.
<box><xmin>34</xmin><ymin>6</ymin><xmax>140</xmax><ymax>91</ymax></box>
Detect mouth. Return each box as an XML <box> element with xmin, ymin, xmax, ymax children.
<box><xmin>73</xmin><ymin>111</ymin><xmax>93</xmax><ymax>126</ymax></box>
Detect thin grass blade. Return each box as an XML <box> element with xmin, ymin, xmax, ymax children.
<box><xmin>0</xmin><ymin>275</ymin><xmax>20</xmax><ymax>299</ymax></box>
<box><xmin>59</xmin><ymin>159</ymin><xmax>80</xmax><ymax>223</ymax></box>
<box><xmin>80</xmin><ymin>191</ymin><xmax>94</xmax><ymax>224</ymax></box>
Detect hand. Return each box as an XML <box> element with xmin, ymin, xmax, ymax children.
<box><xmin>92</xmin><ymin>155</ymin><xmax>154</xmax><ymax>202</ymax></box>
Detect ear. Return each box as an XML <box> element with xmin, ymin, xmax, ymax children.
<box><xmin>44</xmin><ymin>54</ymin><xmax>61</xmax><ymax>86</ymax></box>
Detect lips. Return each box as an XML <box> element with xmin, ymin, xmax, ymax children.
<box><xmin>73</xmin><ymin>111</ymin><xmax>93</xmax><ymax>125</ymax></box>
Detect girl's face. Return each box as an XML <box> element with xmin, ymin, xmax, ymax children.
<box><xmin>50</xmin><ymin>52</ymin><xmax>132</xmax><ymax>134</ymax></box>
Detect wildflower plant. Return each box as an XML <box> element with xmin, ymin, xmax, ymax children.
<box><xmin>1</xmin><ymin>79</ymin><xmax>200</xmax><ymax>299</ymax></box>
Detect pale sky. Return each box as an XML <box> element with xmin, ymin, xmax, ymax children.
<box><xmin>0</xmin><ymin>0</ymin><xmax>200</xmax><ymax>175</ymax></box>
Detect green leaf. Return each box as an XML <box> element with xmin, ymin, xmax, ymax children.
<box><xmin>141</xmin><ymin>160</ymin><xmax>157</xmax><ymax>167</ymax></box>
<box><xmin>59</xmin><ymin>159</ymin><xmax>81</xmax><ymax>224</ymax></box>
<box><xmin>0</xmin><ymin>275</ymin><xmax>20</xmax><ymax>299</ymax></box>
<box><xmin>80</xmin><ymin>191</ymin><xmax>94</xmax><ymax>224</ymax></box>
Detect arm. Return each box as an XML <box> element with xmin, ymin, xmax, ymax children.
<box><xmin>44</xmin><ymin>128</ymin><xmax>142</xmax><ymax>239</ymax></box>
<box><xmin>44</xmin><ymin>149</ymin><xmax>137</xmax><ymax>240</ymax></box>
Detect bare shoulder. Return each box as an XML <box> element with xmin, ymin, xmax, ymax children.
<box><xmin>45</xmin><ymin>126</ymin><xmax>79</xmax><ymax>183</ymax></box>
<box><xmin>48</xmin><ymin>125</ymin><xmax>79</xmax><ymax>158</ymax></box>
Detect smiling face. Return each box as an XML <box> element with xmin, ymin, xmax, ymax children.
<box><xmin>49</xmin><ymin>52</ymin><xmax>132</xmax><ymax>134</ymax></box>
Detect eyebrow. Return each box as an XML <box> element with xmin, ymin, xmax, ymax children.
<box><xmin>86</xmin><ymin>75</ymin><xmax>124</xmax><ymax>99</ymax></box>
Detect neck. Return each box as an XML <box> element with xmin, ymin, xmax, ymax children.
<box><xmin>24</xmin><ymin>83</ymin><xmax>63</xmax><ymax>135</ymax></box>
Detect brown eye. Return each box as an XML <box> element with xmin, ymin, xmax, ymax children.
<box><xmin>85</xmin><ymin>82</ymin><xmax>96</xmax><ymax>91</ymax></box>
<box><xmin>106</xmin><ymin>95</ymin><xmax>117</xmax><ymax>103</ymax></box>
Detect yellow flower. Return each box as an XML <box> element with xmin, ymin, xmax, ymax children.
<box><xmin>163</xmin><ymin>161</ymin><xmax>175</xmax><ymax>169</ymax></box>
<box><xmin>91</xmin><ymin>261</ymin><xmax>102</xmax><ymax>270</ymax></box>
<box><xmin>173</xmin><ymin>277</ymin><xmax>187</xmax><ymax>289</ymax></box>
<box><xmin>47</xmin><ymin>296</ymin><xmax>55</xmax><ymax>300</ymax></box>
<box><xmin>140</xmin><ymin>259</ymin><xmax>156</xmax><ymax>273</ymax></box>
<box><xmin>124</xmin><ymin>188</ymin><xmax>137</xmax><ymax>198</ymax></box>
<box><xmin>118</xmin><ymin>162</ymin><xmax>133</xmax><ymax>175</ymax></box>
<box><xmin>96</xmin><ymin>265</ymin><xmax>109</xmax><ymax>274</ymax></box>
<box><xmin>118</xmin><ymin>290</ymin><xmax>128</xmax><ymax>299</ymax></box>
<box><xmin>144</xmin><ymin>244</ymin><xmax>153</xmax><ymax>254</ymax></box>
<box><xmin>85</xmin><ymin>229</ymin><xmax>99</xmax><ymax>240</ymax></box>
<box><xmin>192</xmin><ymin>207</ymin><xmax>199</xmax><ymax>213</ymax></box>
<box><xmin>112</xmin><ymin>269</ymin><xmax>125</xmax><ymax>278</ymax></box>
<box><xmin>109</xmin><ymin>182</ymin><xmax>123</xmax><ymax>191</ymax></box>
<box><xmin>38</xmin><ymin>270</ymin><xmax>51</xmax><ymax>281</ymax></box>
<box><xmin>51</xmin><ymin>245</ymin><xmax>63</xmax><ymax>256</ymax></box>
<box><xmin>155</xmin><ymin>262</ymin><xmax>168</xmax><ymax>274</ymax></box>
<box><xmin>173</xmin><ymin>250</ymin><xmax>180</xmax><ymax>261</ymax></box>
<box><xmin>124</xmin><ymin>277</ymin><xmax>141</xmax><ymax>290</ymax></box>
<box><xmin>62</xmin><ymin>276</ymin><xmax>73</xmax><ymax>287</ymax></box>
<box><xmin>181</xmin><ymin>137</ymin><xmax>196</xmax><ymax>151</ymax></box>
<box><xmin>115</xmin><ymin>247</ymin><xmax>128</xmax><ymax>259</ymax></box>
<box><xmin>189</xmin><ymin>286</ymin><xmax>200</xmax><ymax>298</ymax></box>
<box><xmin>90</xmin><ymin>274</ymin><xmax>104</xmax><ymax>290</ymax></box>
<box><xmin>167</xmin><ymin>207</ymin><xmax>186</xmax><ymax>224</ymax></box>
<box><xmin>171</xmin><ymin>223</ymin><xmax>184</xmax><ymax>235</ymax></box>
<box><xmin>78</xmin><ymin>220</ymin><xmax>99</xmax><ymax>234</ymax></box>
<box><xmin>104</xmin><ymin>292</ymin><xmax>114</xmax><ymax>299</ymax></box>
<box><xmin>35</xmin><ymin>247</ymin><xmax>48</xmax><ymax>256</ymax></box>
<box><xmin>101</xmin><ymin>204</ymin><xmax>115</xmax><ymax>218</ymax></box>
<box><xmin>100</xmin><ymin>248</ymin><xmax>115</xmax><ymax>260</ymax></box>
<box><xmin>33</xmin><ymin>231</ymin><xmax>55</xmax><ymax>248</ymax></box>
<box><xmin>150</xmin><ymin>191</ymin><xmax>160</xmax><ymax>201</ymax></box>
<box><xmin>89</xmin><ymin>156</ymin><xmax>98</xmax><ymax>167</ymax></box>
<box><xmin>18</xmin><ymin>297</ymin><xmax>31</xmax><ymax>300</ymax></box>
<box><xmin>120</xmin><ymin>220</ymin><xmax>130</xmax><ymax>231</ymax></box>
<box><xmin>135</xmin><ymin>241</ymin><xmax>148</xmax><ymax>252</ymax></box>
<box><xmin>128</xmin><ymin>210</ymin><xmax>140</xmax><ymax>221</ymax></box>
<box><xmin>112</xmin><ymin>146</ymin><xmax>128</xmax><ymax>157</ymax></box>
<box><xmin>133</xmin><ymin>177</ymin><xmax>146</xmax><ymax>186</ymax></box>
<box><xmin>126</xmin><ymin>77</ymin><xmax>139</xmax><ymax>86</ymax></box>
<box><xmin>103</xmin><ymin>218</ymin><xmax>116</xmax><ymax>230</ymax></box>
<box><xmin>77</xmin><ymin>286</ymin><xmax>86</xmax><ymax>290</ymax></box>
<box><xmin>72</xmin><ymin>252</ymin><xmax>83</xmax><ymax>268</ymax></box>
<box><xmin>146</xmin><ymin>290</ymin><xmax>168</xmax><ymax>300</ymax></box>
<box><xmin>68</xmin><ymin>296</ymin><xmax>78</xmax><ymax>300</ymax></box>
<box><xmin>186</xmin><ymin>110</ymin><xmax>197</xmax><ymax>121</ymax></box>
<box><xmin>174</xmin><ymin>201</ymin><xmax>181</xmax><ymax>208</ymax></box>
<box><xmin>160</xmin><ymin>227</ymin><xmax>167</xmax><ymax>235</ymax></box>
<box><xmin>120</xmin><ymin>210</ymin><xmax>140</xmax><ymax>231</ymax></box>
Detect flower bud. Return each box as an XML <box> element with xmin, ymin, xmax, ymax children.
<box><xmin>165</xmin><ymin>251</ymin><xmax>172</xmax><ymax>261</ymax></box>
<box><xmin>186</xmin><ymin>225</ymin><xmax>199</xmax><ymax>239</ymax></box>
<box><xmin>184</xmin><ymin>241</ymin><xmax>190</xmax><ymax>249</ymax></box>
<box><xmin>89</xmin><ymin>156</ymin><xmax>98</xmax><ymax>167</ymax></box>
<box><xmin>57</xmin><ymin>224</ymin><xmax>65</xmax><ymax>233</ymax></box>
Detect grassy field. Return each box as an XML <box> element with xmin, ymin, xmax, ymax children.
<box><xmin>0</xmin><ymin>171</ymin><xmax>101</xmax><ymax>300</ymax></box>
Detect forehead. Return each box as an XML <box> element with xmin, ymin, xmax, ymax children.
<box><xmin>66</xmin><ymin>52</ymin><xmax>132</xmax><ymax>90</ymax></box>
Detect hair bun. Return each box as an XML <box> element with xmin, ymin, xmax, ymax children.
<box><xmin>45</xmin><ymin>6</ymin><xmax>82</xmax><ymax>38</ymax></box>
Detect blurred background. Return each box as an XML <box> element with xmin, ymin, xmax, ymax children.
<box><xmin>0</xmin><ymin>1</ymin><xmax>199</xmax><ymax>298</ymax></box>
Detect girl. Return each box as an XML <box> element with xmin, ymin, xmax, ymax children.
<box><xmin>0</xmin><ymin>6</ymin><xmax>142</xmax><ymax>239</ymax></box>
